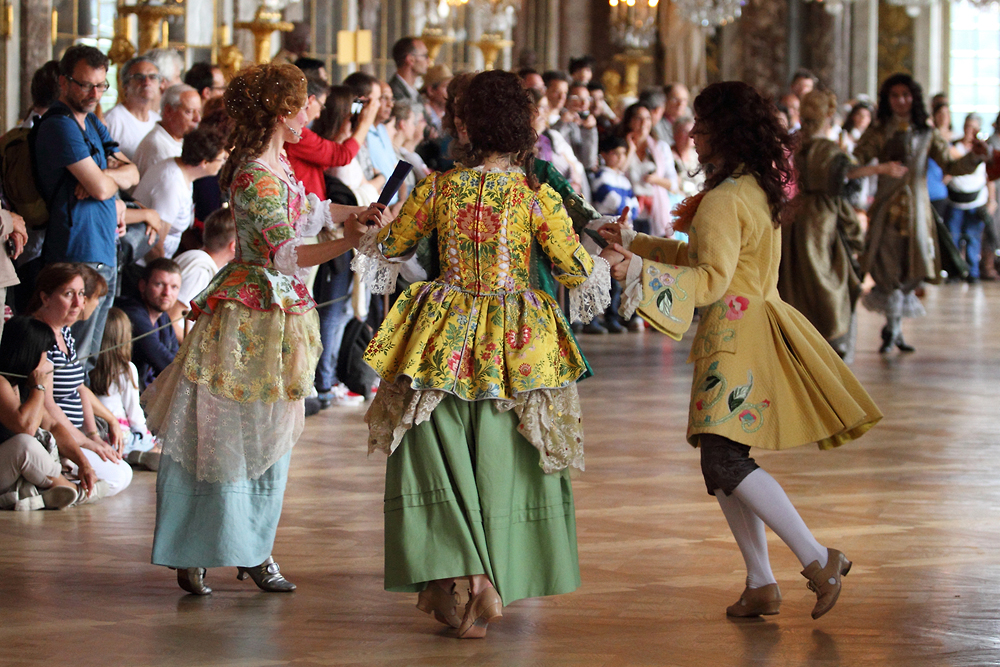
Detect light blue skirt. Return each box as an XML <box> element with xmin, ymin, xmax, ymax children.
<box><xmin>151</xmin><ymin>451</ymin><xmax>291</xmax><ymax>569</ymax></box>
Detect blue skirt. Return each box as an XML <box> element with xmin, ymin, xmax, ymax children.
<box><xmin>151</xmin><ymin>451</ymin><xmax>291</xmax><ymax>568</ymax></box>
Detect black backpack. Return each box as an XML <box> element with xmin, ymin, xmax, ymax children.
<box><xmin>337</xmin><ymin>317</ymin><xmax>378</xmax><ymax>400</ymax></box>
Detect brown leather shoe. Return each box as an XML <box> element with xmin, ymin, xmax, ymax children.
<box><xmin>457</xmin><ymin>587</ymin><xmax>503</xmax><ymax>638</ymax></box>
<box><xmin>801</xmin><ymin>548</ymin><xmax>852</xmax><ymax>619</ymax></box>
<box><xmin>416</xmin><ymin>583</ymin><xmax>461</xmax><ymax>628</ymax></box>
<box><xmin>726</xmin><ymin>583</ymin><xmax>782</xmax><ymax>617</ymax></box>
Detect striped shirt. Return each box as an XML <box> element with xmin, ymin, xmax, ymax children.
<box><xmin>48</xmin><ymin>326</ymin><xmax>86</xmax><ymax>429</ymax></box>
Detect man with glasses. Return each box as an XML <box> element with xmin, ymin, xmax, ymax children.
<box><xmin>183</xmin><ymin>62</ymin><xmax>226</xmax><ymax>103</ymax></box>
<box><xmin>133</xmin><ymin>83</ymin><xmax>203</xmax><ymax>177</ymax></box>
<box><xmin>35</xmin><ymin>45</ymin><xmax>140</xmax><ymax>366</ymax></box>
<box><xmin>104</xmin><ymin>56</ymin><xmax>163</xmax><ymax>159</ymax></box>
<box><xmin>389</xmin><ymin>36</ymin><xmax>429</xmax><ymax>105</ymax></box>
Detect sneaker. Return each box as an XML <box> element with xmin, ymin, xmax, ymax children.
<box><xmin>328</xmin><ymin>383</ymin><xmax>365</xmax><ymax>406</ymax></box>
<box><xmin>126</xmin><ymin>450</ymin><xmax>161</xmax><ymax>471</ymax></box>
<box><xmin>304</xmin><ymin>397</ymin><xmax>322</xmax><ymax>416</ymax></box>
<box><xmin>72</xmin><ymin>480</ymin><xmax>110</xmax><ymax>506</ymax></box>
<box><xmin>41</xmin><ymin>485</ymin><xmax>78</xmax><ymax>510</ymax></box>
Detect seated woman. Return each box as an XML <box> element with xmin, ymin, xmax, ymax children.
<box><xmin>28</xmin><ymin>264</ymin><xmax>133</xmax><ymax>496</ymax></box>
<box><xmin>0</xmin><ymin>316</ymin><xmax>104</xmax><ymax>509</ymax></box>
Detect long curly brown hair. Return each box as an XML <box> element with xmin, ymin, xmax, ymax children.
<box><xmin>692</xmin><ymin>82</ymin><xmax>795</xmax><ymax>226</ymax></box>
<box><xmin>219</xmin><ymin>63</ymin><xmax>306</xmax><ymax>190</ymax></box>
<box><xmin>456</xmin><ymin>70</ymin><xmax>539</xmax><ymax>189</ymax></box>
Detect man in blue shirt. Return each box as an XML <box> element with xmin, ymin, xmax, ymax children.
<box><xmin>115</xmin><ymin>258</ymin><xmax>180</xmax><ymax>390</ymax></box>
<box><xmin>36</xmin><ymin>45</ymin><xmax>139</xmax><ymax>366</ymax></box>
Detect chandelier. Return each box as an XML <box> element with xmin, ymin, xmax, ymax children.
<box><xmin>608</xmin><ymin>0</ymin><xmax>659</xmax><ymax>49</ymax></box>
<box><xmin>671</xmin><ymin>0</ymin><xmax>746</xmax><ymax>27</ymax></box>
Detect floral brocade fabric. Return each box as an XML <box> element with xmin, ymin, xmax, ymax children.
<box><xmin>364</xmin><ymin>168</ymin><xmax>597</xmax><ymax>400</ymax></box>
<box><xmin>189</xmin><ymin>161</ymin><xmax>316</xmax><ymax>318</ymax></box>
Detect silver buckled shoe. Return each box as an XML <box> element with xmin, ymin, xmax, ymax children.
<box><xmin>236</xmin><ymin>556</ymin><xmax>296</xmax><ymax>592</ymax></box>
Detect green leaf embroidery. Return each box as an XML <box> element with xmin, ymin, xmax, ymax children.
<box><xmin>656</xmin><ymin>289</ymin><xmax>674</xmax><ymax>317</ymax></box>
<box><xmin>727</xmin><ymin>371</ymin><xmax>754</xmax><ymax>413</ymax></box>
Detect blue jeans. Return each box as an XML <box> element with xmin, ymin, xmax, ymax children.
<box><xmin>314</xmin><ymin>270</ymin><xmax>353</xmax><ymax>391</ymax></box>
<box><xmin>947</xmin><ymin>207</ymin><xmax>986</xmax><ymax>279</ymax></box>
<box><xmin>71</xmin><ymin>260</ymin><xmax>117</xmax><ymax>375</ymax></box>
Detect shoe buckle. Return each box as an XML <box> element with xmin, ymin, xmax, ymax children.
<box><xmin>265</xmin><ymin>562</ymin><xmax>280</xmax><ymax>575</ymax></box>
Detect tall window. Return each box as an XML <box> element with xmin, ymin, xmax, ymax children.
<box><xmin>949</xmin><ymin>1</ymin><xmax>1000</xmax><ymax>131</ymax></box>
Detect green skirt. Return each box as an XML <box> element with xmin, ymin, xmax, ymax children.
<box><xmin>384</xmin><ymin>394</ymin><xmax>581</xmax><ymax>605</ymax></box>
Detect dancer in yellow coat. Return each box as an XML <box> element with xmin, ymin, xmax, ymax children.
<box><xmin>601</xmin><ymin>82</ymin><xmax>882</xmax><ymax>620</ymax></box>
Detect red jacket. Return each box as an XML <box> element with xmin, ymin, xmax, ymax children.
<box><xmin>286</xmin><ymin>128</ymin><xmax>359</xmax><ymax>199</ymax></box>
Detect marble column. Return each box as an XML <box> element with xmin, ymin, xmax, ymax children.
<box><xmin>20</xmin><ymin>0</ymin><xmax>52</xmax><ymax>119</ymax></box>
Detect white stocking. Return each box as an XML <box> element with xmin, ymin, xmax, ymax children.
<box><xmin>731</xmin><ymin>469</ymin><xmax>827</xmax><ymax>569</ymax></box>
<box><xmin>714</xmin><ymin>489</ymin><xmax>776</xmax><ymax>588</ymax></box>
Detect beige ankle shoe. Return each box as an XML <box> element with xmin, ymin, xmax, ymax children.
<box><xmin>801</xmin><ymin>548</ymin><xmax>852</xmax><ymax>619</ymax></box>
<box><xmin>726</xmin><ymin>583</ymin><xmax>782</xmax><ymax>617</ymax></box>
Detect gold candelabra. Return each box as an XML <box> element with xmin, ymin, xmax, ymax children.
<box><xmin>118</xmin><ymin>2</ymin><xmax>184</xmax><ymax>53</ymax></box>
<box><xmin>419</xmin><ymin>27</ymin><xmax>455</xmax><ymax>62</ymax></box>
<box><xmin>472</xmin><ymin>34</ymin><xmax>512</xmax><ymax>70</ymax></box>
<box><xmin>235</xmin><ymin>6</ymin><xmax>294</xmax><ymax>64</ymax></box>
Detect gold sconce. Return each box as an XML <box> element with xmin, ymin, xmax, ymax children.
<box><xmin>472</xmin><ymin>34</ymin><xmax>512</xmax><ymax>71</ymax></box>
<box><xmin>1</xmin><ymin>2</ymin><xmax>12</xmax><ymax>39</ymax></box>
<box><xmin>217</xmin><ymin>25</ymin><xmax>245</xmax><ymax>81</ymax></box>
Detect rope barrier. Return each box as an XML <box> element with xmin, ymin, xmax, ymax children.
<box><xmin>2</xmin><ymin>293</ymin><xmax>352</xmax><ymax>380</ymax></box>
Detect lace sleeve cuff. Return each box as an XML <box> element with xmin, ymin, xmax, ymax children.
<box><xmin>350</xmin><ymin>226</ymin><xmax>401</xmax><ymax>294</ymax></box>
<box><xmin>273</xmin><ymin>237</ymin><xmax>305</xmax><ymax>278</ymax></box>
<box><xmin>298</xmin><ymin>193</ymin><xmax>335</xmax><ymax>237</ymax></box>
<box><xmin>618</xmin><ymin>253</ymin><xmax>644</xmax><ymax>320</ymax></box>
<box><xmin>620</xmin><ymin>227</ymin><xmax>637</xmax><ymax>250</ymax></box>
<box><xmin>569</xmin><ymin>256</ymin><xmax>611</xmax><ymax>323</ymax></box>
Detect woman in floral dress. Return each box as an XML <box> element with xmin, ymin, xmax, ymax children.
<box><xmin>355</xmin><ymin>71</ymin><xmax>610</xmax><ymax>638</ymax></box>
<box><xmin>144</xmin><ymin>64</ymin><xmax>385</xmax><ymax>596</ymax></box>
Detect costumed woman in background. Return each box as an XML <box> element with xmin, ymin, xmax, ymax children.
<box><xmin>778</xmin><ymin>89</ymin><xmax>907</xmax><ymax>362</ymax></box>
<box><xmin>852</xmin><ymin>73</ymin><xmax>987</xmax><ymax>353</ymax></box>
<box><xmin>144</xmin><ymin>63</ymin><xmax>386</xmax><ymax>596</ymax></box>
<box><xmin>355</xmin><ymin>70</ymin><xmax>610</xmax><ymax>638</ymax></box>
<box><xmin>600</xmin><ymin>82</ymin><xmax>882</xmax><ymax>619</ymax></box>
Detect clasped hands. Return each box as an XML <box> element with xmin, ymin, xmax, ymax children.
<box><xmin>597</xmin><ymin>207</ymin><xmax>634</xmax><ymax>282</ymax></box>
<box><xmin>344</xmin><ymin>202</ymin><xmax>392</xmax><ymax>247</ymax></box>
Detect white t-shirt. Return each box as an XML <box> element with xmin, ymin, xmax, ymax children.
<box><xmin>97</xmin><ymin>362</ymin><xmax>148</xmax><ymax>433</ymax></box>
<box><xmin>132</xmin><ymin>159</ymin><xmax>193</xmax><ymax>258</ymax></box>
<box><xmin>174</xmin><ymin>248</ymin><xmax>220</xmax><ymax>307</ymax></box>
<box><xmin>948</xmin><ymin>142</ymin><xmax>989</xmax><ymax>210</ymax></box>
<box><xmin>133</xmin><ymin>123</ymin><xmax>183</xmax><ymax>177</ymax></box>
<box><xmin>104</xmin><ymin>105</ymin><xmax>161</xmax><ymax>160</ymax></box>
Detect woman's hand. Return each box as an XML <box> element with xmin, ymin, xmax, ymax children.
<box><xmin>29</xmin><ymin>353</ymin><xmax>54</xmax><ymax>393</ymax></box>
<box><xmin>598</xmin><ymin>207</ymin><xmax>631</xmax><ymax>247</ymax></box>
<box><xmin>7</xmin><ymin>212</ymin><xmax>27</xmax><ymax>259</ymax></box>
<box><xmin>82</xmin><ymin>436</ymin><xmax>122</xmax><ymax>463</ymax></box>
<box><xmin>880</xmin><ymin>161</ymin><xmax>909</xmax><ymax>179</ymax></box>
<box><xmin>606</xmin><ymin>243</ymin><xmax>634</xmax><ymax>281</ymax></box>
<box><xmin>76</xmin><ymin>463</ymin><xmax>98</xmax><ymax>495</ymax></box>
<box><xmin>105</xmin><ymin>418</ymin><xmax>124</xmax><ymax>453</ymax></box>
<box><xmin>343</xmin><ymin>203</ymin><xmax>389</xmax><ymax>247</ymax></box>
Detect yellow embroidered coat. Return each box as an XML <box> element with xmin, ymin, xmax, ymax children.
<box><xmin>363</xmin><ymin>168</ymin><xmax>599</xmax><ymax>400</ymax></box>
<box><xmin>626</xmin><ymin>174</ymin><xmax>882</xmax><ymax>450</ymax></box>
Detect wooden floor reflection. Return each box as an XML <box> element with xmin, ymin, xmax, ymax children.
<box><xmin>3</xmin><ymin>282</ymin><xmax>999</xmax><ymax>666</ymax></box>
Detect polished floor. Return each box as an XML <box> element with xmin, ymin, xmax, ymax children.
<box><xmin>2</xmin><ymin>282</ymin><xmax>999</xmax><ymax>667</ymax></box>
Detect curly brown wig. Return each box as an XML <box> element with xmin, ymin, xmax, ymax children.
<box><xmin>442</xmin><ymin>71</ymin><xmax>474</xmax><ymax>138</ymax></box>
<box><xmin>456</xmin><ymin>70</ymin><xmax>539</xmax><ymax>188</ymax></box>
<box><xmin>219</xmin><ymin>63</ymin><xmax>307</xmax><ymax>189</ymax></box>
<box><xmin>692</xmin><ymin>81</ymin><xmax>795</xmax><ymax>227</ymax></box>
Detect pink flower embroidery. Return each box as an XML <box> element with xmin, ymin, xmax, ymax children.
<box><xmin>724</xmin><ymin>295</ymin><xmax>750</xmax><ymax>321</ymax></box>
<box><xmin>738</xmin><ymin>410</ymin><xmax>756</xmax><ymax>426</ymax></box>
<box><xmin>455</xmin><ymin>203</ymin><xmax>502</xmax><ymax>242</ymax></box>
<box><xmin>519</xmin><ymin>363</ymin><xmax>532</xmax><ymax>376</ymax></box>
<box><xmin>762</xmin><ymin>399</ymin><xmax>771</xmax><ymax>408</ymax></box>
<box><xmin>505</xmin><ymin>325</ymin><xmax>532</xmax><ymax>349</ymax></box>
<box><xmin>695</xmin><ymin>399</ymin><xmax>704</xmax><ymax>411</ymax></box>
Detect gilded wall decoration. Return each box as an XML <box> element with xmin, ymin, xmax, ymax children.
<box><xmin>877</xmin><ymin>0</ymin><xmax>915</xmax><ymax>85</ymax></box>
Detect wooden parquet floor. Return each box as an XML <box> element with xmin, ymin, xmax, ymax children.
<box><xmin>3</xmin><ymin>282</ymin><xmax>1000</xmax><ymax>667</ymax></box>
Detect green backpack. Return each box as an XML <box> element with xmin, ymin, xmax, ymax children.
<box><xmin>0</xmin><ymin>126</ymin><xmax>49</xmax><ymax>229</ymax></box>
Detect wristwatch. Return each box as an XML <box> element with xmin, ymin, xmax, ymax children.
<box><xmin>33</xmin><ymin>384</ymin><xmax>46</xmax><ymax>392</ymax></box>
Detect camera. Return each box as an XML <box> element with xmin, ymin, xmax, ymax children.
<box><xmin>351</xmin><ymin>98</ymin><xmax>366</xmax><ymax>116</ymax></box>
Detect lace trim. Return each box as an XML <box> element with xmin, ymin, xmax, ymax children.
<box><xmin>273</xmin><ymin>236</ymin><xmax>310</xmax><ymax>282</ymax></box>
<box><xmin>861</xmin><ymin>288</ymin><xmax>926</xmax><ymax>318</ymax></box>
<box><xmin>365</xmin><ymin>377</ymin><xmax>585</xmax><ymax>473</ymax></box>
<box><xmin>299</xmin><ymin>193</ymin><xmax>334</xmax><ymax>237</ymax></box>
<box><xmin>568</xmin><ymin>256</ymin><xmax>611</xmax><ymax>324</ymax></box>
<box><xmin>618</xmin><ymin>253</ymin><xmax>644</xmax><ymax>320</ymax></box>
<box><xmin>351</xmin><ymin>226</ymin><xmax>402</xmax><ymax>294</ymax></box>
<box><xmin>620</xmin><ymin>227</ymin><xmax>637</xmax><ymax>249</ymax></box>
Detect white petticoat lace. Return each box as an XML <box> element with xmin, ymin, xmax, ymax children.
<box><xmin>568</xmin><ymin>255</ymin><xmax>611</xmax><ymax>324</ymax></box>
<box><xmin>366</xmin><ymin>377</ymin><xmax>586</xmax><ymax>473</ymax></box>
<box><xmin>618</xmin><ymin>253</ymin><xmax>645</xmax><ymax>320</ymax></box>
<box><xmin>861</xmin><ymin>287</ymin><xmax>926</xmax><ymax>318</ymax></box>
<box><xmin>351</xmin><ymin>226</ymin><xmax>402</xmax><ymax>295</ymax></box>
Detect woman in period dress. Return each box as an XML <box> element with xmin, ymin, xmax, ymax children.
<box><xmin>778</xmin><ymin>90</ymin><xmax>907</xmax><ymax>362</ymax></box>
<box><xmin>143</xmin><ymin>64</ymin><xmax>386</xmax><ymax>596</ymax></box>
<box><xmin>354</xmin><ymin>70</ymin><xmax>610</xmax><ymax>638</ymax></box>
<box><xmin>600</xmin><ymin>82</ymin><xmax>882</xmax><ymax>619</ymax></box>
<box><xmin>852</xmin><ymin>73</ymin><xmax>987</xmax><ymax>353</ymax></box>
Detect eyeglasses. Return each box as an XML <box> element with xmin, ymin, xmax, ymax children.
<box><xmin>128</xmin><ymin>73</ymin><xmax>162</xmax><ymax>83</ymax></box>
<box><xmin>67</xmin><ymin>75</ymin><xmax>109</xmax><ymax>94</ymax></box>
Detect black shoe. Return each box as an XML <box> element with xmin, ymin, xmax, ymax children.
<box><xmin>605</xmin><ymin>319</ymin><xmax>626</xmax><ymax>333</ymax></box>
<box><xmin>571</xmin><ymin>321</ymin><xmax>583</xmax><ymax>334</ymax></box>
<box><xmin>582</xmin><ymin>321</ymin><xmax>608</xmax><ymax>334</ymax></box>
<box><xmin>965</xmin><ymin>275</ymin><xmax>980</xmax><ymax>284</ymax></box>
<box><xmin>895</xmin><ymin>336</ymin><xmax>915</xmax><ymax>353</ymax></box>
<box><xmin>879</xmin><ymin>326</ymin><xmax>893</xmax><ymax>354</ymax></box>
<box><xmin>304</xmin><ymin>397</ymin><xmax>322</xmax><ymax>417</ymax></box>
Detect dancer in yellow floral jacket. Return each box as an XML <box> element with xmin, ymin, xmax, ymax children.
<box><xmin>356</xmin><ymin>71</ymin><xmax>610</xmax><ymax>638</ymax></box>
<box><xmin>602</xmin><ymin>82</ymin><xmax>882</xmax><ymax>620</ymax></box>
